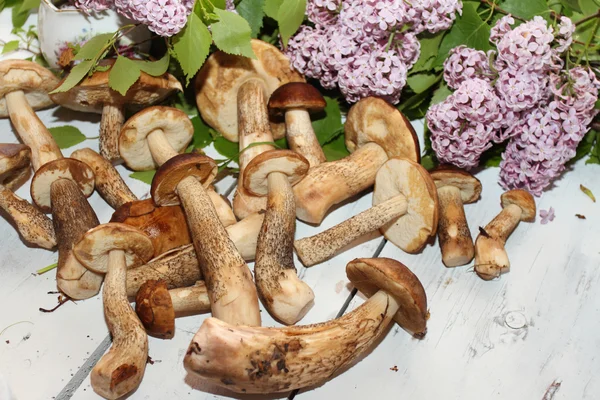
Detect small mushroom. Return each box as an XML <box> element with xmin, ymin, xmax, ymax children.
<box><xmin>135</xmin><ymin>280</ymin><xmax>210</xmax><ymax>339</ymax></box>
<box><xmin>73</xmin><ymin>223</ymin><xmax>154</xmax><ymax>399</ymax></box>
<box><xmin>50</xmin><ymin>60</ymin><xmax>182</xmax><ymax>162</ymax></box>
<box><xmin>430</xmin><ymin>166</ymin><xmax>482</xmax><ymax>267</ymax></box>
<box><xmin>184</xmin><ymin>257</ymin><xmax>428</xmax><ymax>393</ymax></box>
<box><xmin>151</xmin><ymin>153</ymin><xmax>261</xmax><ymax>326</ymax></box>
<box><xmin>294</xmin><ymin>97</ymin><xmax>420</xmax><ymax>224</ymax></box>
<box><xmin>268</xmin><ymin>82</ymin><xmax>327</xmax><ymax>167</ymax></box>
<box><xmin>295</xmin><ymin>158</ymin><xmax>438</xmax><ymax>266</ymax></box>
<box><xmin>474</xmin><ymin>189</ymin><xmax>536</xmax><ymax>280</ymax></box>
<box><xmin>0</xmin><ymin>143</ymin><xmax>56</xmax><ymax>249</ymax></box>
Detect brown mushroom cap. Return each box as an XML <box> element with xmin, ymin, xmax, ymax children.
<box><xmin>345</xmin><ymin>97</ymin><xmax>420</xmax><ymax>162</ymax></box>
<box><xmin>151</xmin><ymin>154</ymin><xmax>218</xmax><ymax>207</ymax></box>
<box><xmin>49</xmin><ymin>59</ymin><xmax>182</xmax><ymax>113</ymax></box>
<box><xmin>73</xmin><ymin>222</ymin><xmax>154</xmax><ymax>274</ymax></box>
<box><xmin>268</xmin><ymin>82</ymin><xmax>326</xmax><ymax>116</ymax></box>
<box><xmin>119</xmin><ymin>106</ymin><xmax>194</xmax><ymax>171</ymax></box>
<box><xmin>0</xmin><ymin>144</ymin><xmax>32</xmax><ymax>190</ymax></box>
<box><xmin>346</xmin><ymin>258</ymin><xmax>428</xmax><ymax>337</ymax></box>
<box><xmin>501</xmin><ymin>189</ymin><xmax>536</xmax><ymax>222</ymax></box>
<box><xmin>135</xmin><ymin>279</ymin><xmax>175</xmax><ymax>339</ymax></box>
<box><xmin>430</xmin><ymin>165</ymin><xmax>482</xmax><ymax>204</ymax></box>
<box><xmin>0</xmin><ymin>60</ymin><xmax>59</xmax><ymax>117</ymax></box>
<box><xmin>195</xmin><ymin>39</ymin><xmax>305</xmax><ymax>142</ymax></box>
<box><xmin>373</xmin><ymin>157</ymin><xmax>438</xmax><ymax>253</ymax></box>
<box><xmin>30</xmin><ymin>158</ymin><xmax>95</xmax><ymax>212</ymax></box>
<box><xmin>243</xmin><ymin>150</ymin><xmax>309</xmax><ymax>196</ymax></box>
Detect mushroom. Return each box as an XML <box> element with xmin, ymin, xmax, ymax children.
<box><xmin>50</xmin><ymin>59</ymin><xmax>182</xmax><ymax>162</ymax></box>
<box><xmin>268</xmin><ymin>82</ymin><xmax>326</xmax><ymax>168</ymax></box>
<box><xmin>293</xmin><ymin>97</ymin><xmax>420</xmax><ymax>224</ymax></box>
<box><xmin>151</xmin><ymin>153</ymin><xmax>261</xmax><ymax>326</ymax></box>
<box><xmin>184</xmin><ymin>257</ymin><xmax>428</xmax><ymax>393</ymax></box>
<box><xmin>73</xmin><ymin>223</ymin><xmax>154</xmax><ymax>399</ymax></box>
<box><xmin>0</xmin><ymin>59</ymin><xmax>102</xmax><ymax>299</ymax></box>
<box><xmin>119</xmin><ymin>106</ymin><xmax>236</xmax><ymax>226</ymax></box>
<box><xmin>72</xmin><ymin>147</ymin><xmax>137</xmax><ymax>209</ymax></box>
<box><xmin>0</xmin><ymin>143</ymin><xmax>56</xmax><ymax>249</ymax></box>
<box><xmin>295</xmin><ymin>158</ymin><xmax>438</xmax><ymax>267</ymax></box>
<box><xmin>430</xmin><ymin>166</ymin><xmax>482</xmax><ymax>267</ymax></box>
<box><xmin>135</xmin><ymin>280</ymin><xmax>210</xmax><ymax>339</ymax></box>
<box><xmin>474</xmin><ymin>189</ymin><xmax>536</xmax><ymax>280</ymax></box>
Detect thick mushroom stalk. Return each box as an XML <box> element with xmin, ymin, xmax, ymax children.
<box><xmin>184</xmin><ymin>258</ymin><xmax>428</xmax><ymax>393</ymax></box>
<box><xmin>474</xmin><ymin>189</ymin><xmax>536</xmax><ymax>280</ymax></box>
<box><xmin>73</xmin><ymin>223</ymin><xmax>154</xmax><ymax>399</ymax></box>
<box><xmin>295</xmin><ymin>158</ymin><xmax>438</xmax><ymax>267</ymax></box>
<box><xmin>99</xmin><ymin>104</ymin><xmax>126</xmax><ymax>162</ymax></box>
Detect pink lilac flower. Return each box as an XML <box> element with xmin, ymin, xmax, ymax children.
<box><xmin>490</xmin><ymin>15</ymin><xmax>514</xmax><ymax>45</ymax></box>
<box><xmin>408</xmin><ymin>0</ymin><xmax>464</xmax><ymax>34</ymax></box>
<box><xmin>550</xmin><ymin>66</ymin><xmax>600</xmax><ymax>123</ymax></box>
<box><xmin>555</xmin><ymin>16</ymin><xmax>575</xmax><ymax>53</ymax></box>
<box><xmin>539</xmin><ymin>207</ymin><xmax>555</xmax><ymax>224</ymax></box>
<box><xmin>443</xmin><ymin>46</ymin><xmax>495</xmax><ymax>89</ymax></box>
<box><xmin>114</xmin><ymin>0</ymin><xmax>191</xmax><ymax>37</ymax></box>
<box><xmin>307</xmin><ymin>0</ymin><xmax>342</xmax><ymax>27</ymax></box>
<box><xmin>495</xmin><ymin>68</ymin><xmax>549</xmax><ymax>112</ymax></box>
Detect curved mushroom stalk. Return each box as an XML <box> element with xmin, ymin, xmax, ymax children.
<box><xmin>99</xmin><ymin>104</ymin><xmax>126</xmax><ymax>162</ymax></box>
<box><xmin>184</xmin><ymin>258</ymin><xmax>428</xmax><ymax>393</ymax></box>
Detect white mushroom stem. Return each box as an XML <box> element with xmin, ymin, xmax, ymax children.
<box><xmin>99</xmin><ymin>103</ymin><xmax>125</xmax><ymax>162</ymax></box>
<box><xmin>92</xmin><ymin>249</ymin><xmax>148</xmax><ymax>400</ymax></box>
<box><xmin>285</xmin><ymin>108</ymin><xmax>326</xmax><ymax>168</ymax></box>
<box><xmin>474</xmin><ymin>204</ymin><xmax>522</xmax><ymax>280</ymax></box>
<box><xmin>295</xmin><ymin>194</ymin><xmax>408</xmax><ymax>267</ymax></box>
<box><xmin>437</xmin><ymin>186</ymin><xmax>474</xmax><ymax>267</ymax></box>
<box><xmin>255</xmin><ymin>172</ymin><xmax>314</xmax><ymax>325</ymax></box>
<box><xmin>5</xmin><ymin>90</ymin><xmax>62</xmax><ymax>170</ymax></box>
<box><xmin>169</xmin><ymin>282</ymin><xmax>211</xmax><ymax>315</ymax></box>
<box><xmin>184</xmin><ymin>290</ymin><xmax>399</xmax><ymax>393</ymax></box>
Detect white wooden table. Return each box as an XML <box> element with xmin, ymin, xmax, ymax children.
<box><xmin>1</xmin><ymin>11</ymin><xmax>599</xmax><ymax>400</ymax></box>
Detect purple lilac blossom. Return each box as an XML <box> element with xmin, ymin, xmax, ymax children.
<box><xmin>539</xmin><ymin>207</ymin><xmax>555</xmax><ymax>224</ymax></box>
<box><xmin>443</xmin><ymin>46</ymin><xmax>495</xmax><ymax>90</ymax></box>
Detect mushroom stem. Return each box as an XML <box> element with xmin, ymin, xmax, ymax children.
<box><xmin>147</xmin><ymin>129</ymin><xmax>179</xmax><ymax>166</ymax></box>
<box><xmin>474</xmin><ymin>204</ymin><xmax>522</xmax><ymax>280</ymax></box>
<box><xmin>92</xmin><ymin>249</ymin><xmax>148</xmax><ymax>399</ymax></box>
<box><xmin>169</xmin><ymin>281</ymin><xmax>211</xmax><ymax>315</ymax></box>
<box><xmin>437</xmin><ymin>186</ymin><xmax>474</xmax><ymax>267</ymax></box>
<box><xmin>285</xmin><ymin>108</ymin><xmax>326</xmax><ymax>168</ymax></box>
<box><xmin>255</xmin><ymin>172</ymin><xmax>314</xmax><ymax>325</ymax></box>
<box><xmin>295</xmin><ymin>194</ymin><xmax>408</xmax><ymax>267</ymax></box>
<box><xmin>99</xmin><ymin>103</ymin><xmax>125</xmax><ymax>162</ymax></box>
<box><xmin>184</xmin><ymin>290</ymin><xmax>399</xmax><ymax>393</ymax></box>
<box><xmin>293</xmin><ymin>142</ymin><xmax>389</xmax><ymax>224</ymax></box>
<box><xmin>5</xmin><ymin>90</ymin><xmax>62</xmax><ymax>170</ymax></box>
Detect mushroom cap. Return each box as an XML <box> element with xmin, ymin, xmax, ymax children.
<box><xmin>0</xmin><ymin>143</ymin><xmax>32</xmax><ymax>190</ymax></box>
<box><xmin>267</xmin><ymin>82</ymin><xmax>326</xmax><ymax>116</ymax></box>
<box><xmin>345</xmin><ymin>97</ymin><xmax>420</xmax><ymax>162</ymax></box>
<box><xmin>0</xmin><ymin>60</ymin><xmax>59</xmax><ymax>117</ymax></box>
<box><xmin>30</xmin><ymin>158</ymin><xmax>95</xmax><ymax>212</ymax></box>
<box><xmin>243</xmin><ymin>150</ymin><xmax>309</xmax><ymax>196</ymax></box>
<box><xmin>346</xmin><ymin>258</ymin><xmax>428</xmax><ymax>338</ymax></box>
<box><xmin>195</xmin><ymin>39</ymin><xmax>305</xmax><ymax>142</ymax></box>
<box><xmin>501</xmin><ymin>189</ymin><xmax>536</xmax><ymax>222</ymax></box>
<box><xmin>73</xmin><ymin>222</ymin><xmax>154</xmax><ymax>274</ymax></box>
<box><xmin>151</xmin><ymin>153</ymin><xmax>218</xmax><ymax>207</ymax></box>
<box><xmin>430</xmin><ymin>165</ymin><xmax>482</xmax><ymax>204</ymax></box>
<box><xmin>135</xmin><ymin>279</ymin><xmax>175</xmax><ymax>339</ymax></box>
<box><xmin>373</xmin><ymin>157</ymin><xmax>438</xmax><ymax>253</ymax></box>
<box><xmin>49</xmin><ymin>59</ymin><xmax>182</xmax><ymax>114</ymax></box>
<box><xmin>119</xmin><ymin>106</ymin><xmax>194</xmax><ymax>171</ymax></box>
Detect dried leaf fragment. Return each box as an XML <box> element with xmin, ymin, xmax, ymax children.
<box><xmin>580</xmin><ymin>185</ymin><xmax>596</xmax><ymax>203</ymax></box>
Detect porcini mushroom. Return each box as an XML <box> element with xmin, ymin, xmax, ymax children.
<box><xmin>268</xmin><ymin>82</ymin><xmax>326</xmax><ymax>167</ymax></box>
<box><xmin>474</xmin><ymin>189</ymin><xmax>536</xmax><ymax>280</ymax></box>
<box><xmin>135</xmin><ymin>280</ymin><xmax>210</xmax><ymax>339</ymax></box>
<box><xmin>0</xmin><ymin>143</ymin><xmax>56</xmax><ymax>249</ymax></box>
<box><xmin>0</xmin><ymin>59</ymin><xmax>102</xmax><ymax>299</ymax></box>
<box><xmin>151</xmin><ymin>153</ymin><xmax>261</xmax><ymax>326</ymax></box>
<box><xmin>430</xmin><ymin>166</ymin><xmax>482</xmax><ymax>267</ymax></box>
<box><xmin>295</xmin><ymin>158</ymin><xmax>438</xmax><ymax>266</ymax></box>
<box><xmin>50</xmin><ymin>60</ymin><xmax>182</xmax><ymax>161</ymax></box>
<box><xmin>73</xmin><ymin>223</ymin><xmax>154</xmax><ymax>399</ymax></box>
<box><xmin>294</xmin><ymin>97</ymin><xmax>420</xmax><ymax>224</ymax></box>
<box><xmin>184</xmin><ymin>257</ymin><xmax>428</xmax><ymax>393</ymax></box>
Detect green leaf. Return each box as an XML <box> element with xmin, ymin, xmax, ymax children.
<box><xmin>173</xmin><ymin>12</ymin><xmax>212</xmax><ymax>85</ymax></box>
<box><xmin>19</xmin><ymin>0</ymin><xmax>39</xmax><ymax>12</ymax></box>
<box><xmin>12</xmin><ymin>5</ymin><xmax>30</xmax><ymax>29</ymax></box>
<box><xmin>1</xmin><ymin>40</ymin><xmax>19</xmax><ymax>54</ymax></box>
<box><xmin>312</xmin><ymin>96</ymin><xmax>344</xmax><ymax>146</ymax></box>
<box><xmin>501</xmin><ymin>0</ymin><xmax>551</xmax><ymax>20</ymax></box>
<box><xmin>322</xmin><ymin>135</ymin><xmax>350</xmax><ymax>162</ymax></box>
<box><xmin>214</xmin><ymin>136</ymin><xmax>240</xmax><ymax>161</ymax></box>
<box><xmin>48</xmin><ymin>126</ymin><xmax>87</xmax><ymax>149</ymax></box>
<box><xmin>237</xmin><ymin>0</ymin><xmax>265</xmax><ymax>38</ymax></box>
<box><xmin>134</xmin><ymin>53</ymin><xmax>170</xmax><ymax>76</ymax></box>
<box><xmin>578</xmin><ymin>0</ymin><xmax>599</xmax><ymax>15</ymax></box>
<box><xmin>50</xmin><ymin>60</ymin><xmax>95</xmax><ymax>93</ymax></box>
<box><xmin>74</xmin><ymin>33</ymin><xmax>114</xmax><ymax>61</ymax></box>
<box><xmin>560</xmin><ymin>0</ymin><xmax>582</xmax><ymax>12</ymax></box>
<box><xmin>108</xmin><ymin>56</ymin><xmax>141</xmax><ymax>96</ymax></box>
<box><xmin>129</xmin><ymin>170</ymin><xmax>156</xmax><ymax>185</ymax></box>
<box><xmin>480</xmin><ymin>143</ymin><xmax>505</xmax><ymax>167</ymax></box>
<box><xmin>570</xmin><ymin>129</ymin><xmax>597</xmax><ymax>164</ymax></box>
<box><xmin>190</xmin><ymin>115</ymin><xmax>213</xmax><ymax>149</ymax></box>
<box><xmin>580</xmin><ymin>184</ymin><xmax>596</xmax><ymax>202</ymax></box>
<box><xmin>431</xmin><ymin>82</ymin><xmax>453</xmax><ymax>105</ymax></box>
<box><xmin>36</xmin><ymin>262</ymin><xmax>57</xmax><ymax>275</ymax></box>
<box><xmin>411</xmin><ymin>32</ymin><xmax>445</xmax><ymax>73</ymax></box>
<box><xmin>211</xmin><ymin>9</ymin><xmax>256</xmax><ymax>58</ymax></box>
<box><xmin>277</xmin><ymin>0</ymin><xmax>306</xmax><ymax>48</ymax></box>
<box><xmin>420</xmin><ymin>155</ymin><xmax>436</xmax><ymax>170</ymax></box>
<box><xmin>275</xmin><ymin>136</ymin><xmax>288</xmax><ymax>149</ymax></box>
<box><xmin>407</xmin><ymin>73</ymin><xmax>440</xmax><ymax>94</ymax></box>
<box><xmin>264</xmin><ymin>0</ymin><xmax>284</xmax><ymax>19</ymax></box>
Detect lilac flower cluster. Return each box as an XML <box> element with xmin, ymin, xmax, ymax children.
<box><xmin>427</xmin><ymin>14</ymin><xmax>599</xmax><ymax>195</ymax></box>
<box><xmin>286</xmin><ymin>0</ymin><xmax>463</xmax><ymax>104</ymax></box>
